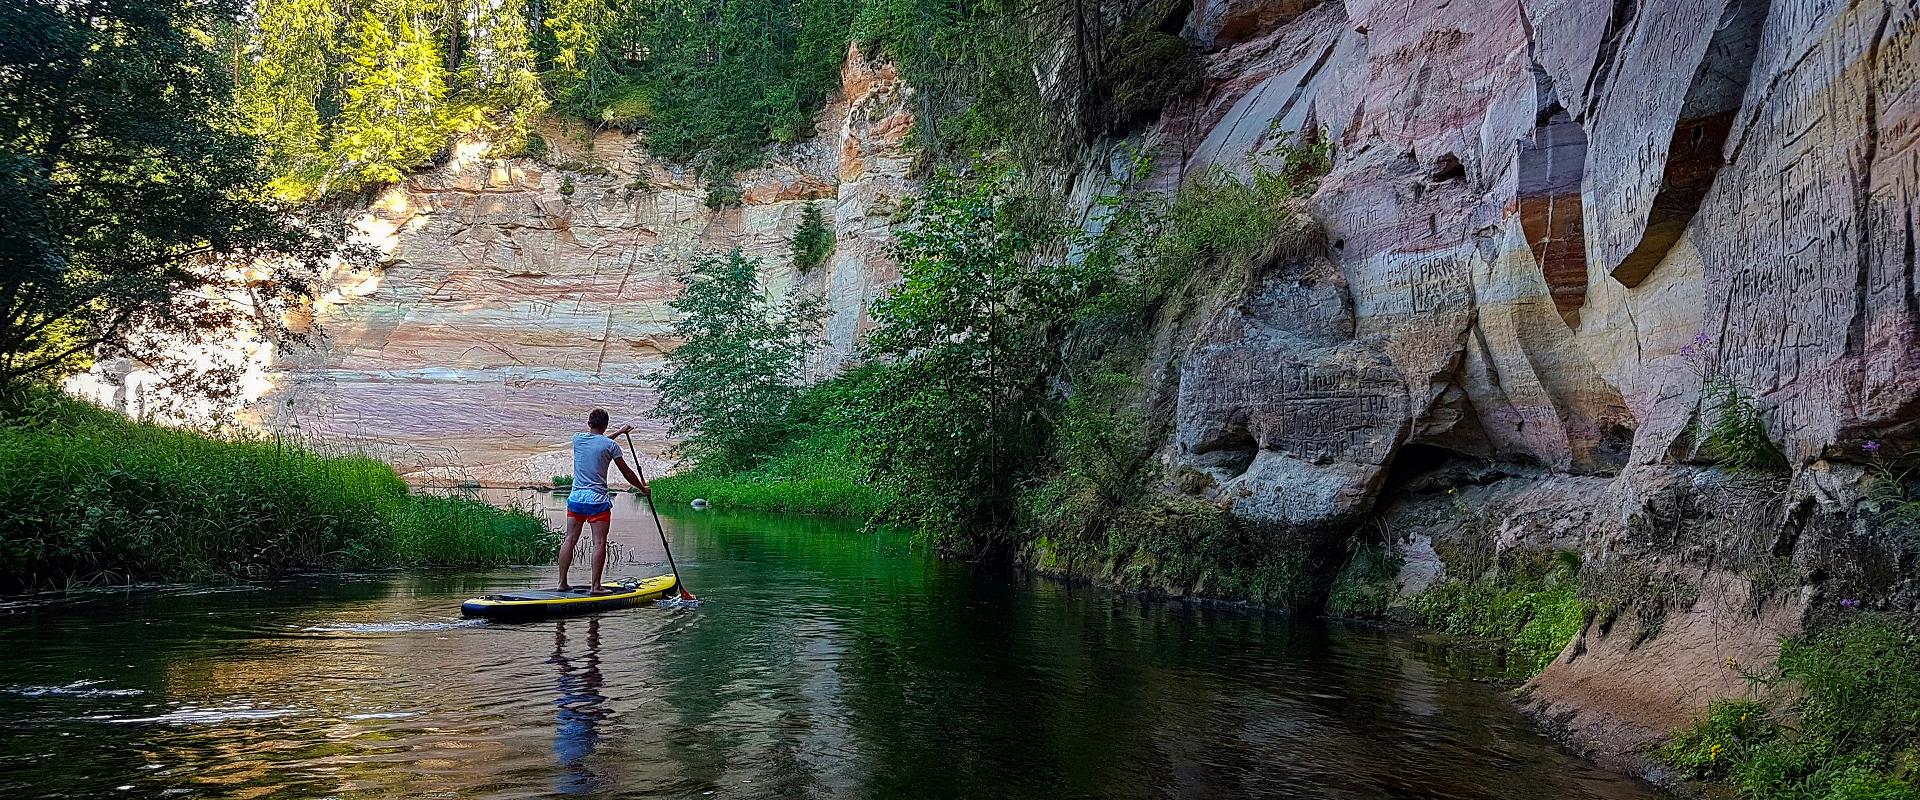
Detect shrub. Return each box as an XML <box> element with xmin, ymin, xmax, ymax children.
<box><xmin>1703</xmin><ymin>378</ymin><xmax>1790</xmax><ymax>473</ymax></box>
<box><xmin>1661</xmin><ymin>614</ymin><xmax>1920</xmax><ymax>800</ymax></box>
<box><xmin>1412</xmin><ymin>550</ymin><xmax>1586</xmax><ymax>677</ymax></box>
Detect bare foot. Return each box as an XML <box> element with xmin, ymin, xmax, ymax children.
<box><xmin>588</xmin><ymin>589</ymin><xmax>615</xmax><ymax>597</ymax></box>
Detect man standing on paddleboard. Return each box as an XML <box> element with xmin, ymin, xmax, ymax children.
<box><xmin>558</xmin><ymin>408</ymin><xmax>650</xmax><ymax>595</ymax></box>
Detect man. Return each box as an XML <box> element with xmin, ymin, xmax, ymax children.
<box><xmin>558</xmin><ymin>408</ymin><xmax>650</xmax><ymax>594</ymax></box>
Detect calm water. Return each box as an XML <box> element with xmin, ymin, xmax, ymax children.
<box><xmin>0</xmin><ymin>492</ymin><xmax>1657</xmax><ymax>799</ymax></box>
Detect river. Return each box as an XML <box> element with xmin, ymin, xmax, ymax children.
<box><xmin>0</xmin><ymin>490</ymin><xmax>1657</xmax><ymax>799</ymax></box>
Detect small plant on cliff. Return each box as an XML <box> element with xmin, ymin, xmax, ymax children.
<box><xmin>1661</xmin><ymin>613</ymin><xmax>1920</xmax><ymax>800</ymax></box>
<box><xmin>791</xmin><ymin>202</ymin><xmax>835</xmax><ymax>271</ymax></box>
<box><xmin>1680</xmin><ymin>333</ymin><xmax>1789</xmax><ymax>474</ymax></box>
<box><xmin>651</xmin><ymin>249</ymin><xmax>822</xmax><ymax>474</ymax></box>
<box><xmin>1703</xmin><ymin>378</ymin><xmax>1790</xmax><ymax>474</ymax></box>
<box><xmin>1861</xmin><ymin>441</ymin><xmax>1920</xmax><ymax>545</ymax></box>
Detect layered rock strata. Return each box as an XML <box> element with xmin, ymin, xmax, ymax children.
<box><xmin>256</xmin><ymin>50</ymin><xmax>915</xmax><ymax>485</ymax></box>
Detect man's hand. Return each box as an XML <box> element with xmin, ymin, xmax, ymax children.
<box><xmin>613</xmin><ymin>424</ymin><xmax>634</xmax><ymax>437</ymax></box>
<box><xmin>637</xmin><ymin>483</ymin><xmax>652</xmax><ymax>497</ymax></box>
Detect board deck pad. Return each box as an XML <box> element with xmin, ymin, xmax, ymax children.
<box><xmin>461</xmin><ymin>574</ymin><xmax>678</xmax><ymax>619</ymax></box>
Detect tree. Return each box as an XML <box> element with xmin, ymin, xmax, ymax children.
<box><xmin>651</xmin><ymin>250</ymin><xmax>822</xmax><ymax>473</ymax></box>
<box><xmin>235</xmin><ymin>0</ymin><xmax>341</xmax><ymax>201</ymax></box>
<box><xmin>791</xmin><ymin>201</ymin><xmax>834</xmax><ymax>271</ymax></box>
<box><xmin>0</xmin><ymin>0</ymin><xmax>363</xmax><ymax>400</ymax></box>
<box><xmin>330</xmin><ymin>0</ymin><xmax>454</xmax><ymax>190</ymax></box>
<box><xmin>855</xmin><ymin>163</ymin><xmax>1089</xmax><ymax>541</ymax></box>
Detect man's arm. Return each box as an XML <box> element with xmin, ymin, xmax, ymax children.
<box><xmin>614</xmin><ymin>457</ymin><xmax>649</xmax><ymax>495</ymax></box>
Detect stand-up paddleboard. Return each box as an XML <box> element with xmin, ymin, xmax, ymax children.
<box><xmin>461</xmin><ymin>574</ymin><xmax>678</xmax><ymax>619</ymax></box>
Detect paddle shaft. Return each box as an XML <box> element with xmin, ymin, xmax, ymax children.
<box><xmin>622</xmin><ymin>431</ymin><xmax>693</xmax><ymax>599</ymax></box>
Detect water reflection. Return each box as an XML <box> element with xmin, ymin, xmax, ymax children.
<box><xmin>551</xmin><ymin>617</ymin><xmax>609</xmax><ymax>795</ymax></box>
<box><xmin>0</xmin><ymin>503</ymin><xmax>1661</xmax><ymax>799</ymax></box>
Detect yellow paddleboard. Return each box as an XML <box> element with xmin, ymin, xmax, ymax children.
<box><xmin>460</xmin><ymin>574</ymin><xmax>678</xmax><ymax>619</ymax></box>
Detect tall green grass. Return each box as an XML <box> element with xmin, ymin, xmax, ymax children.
<box><xmin>0</xmin><ymin>391</ymin><xmax>556</xmax><ymax>591</ymax></box>
<box><xmin>650</xmin><ymin>425</ymin><xmax>887</xmax><ymax>518</ymax></box>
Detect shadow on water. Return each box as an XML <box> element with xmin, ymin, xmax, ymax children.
<box><xmin>0</xmin><ymin>498</ymin><xmax>1661</xmax><ymax>799</ymax></box>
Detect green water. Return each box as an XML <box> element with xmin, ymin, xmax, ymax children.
<box><xmin>0</xmin><ymin>493</ymin><xmax>1658</xmax><ymax>799</ymax></box>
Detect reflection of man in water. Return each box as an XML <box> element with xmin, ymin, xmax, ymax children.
<box><xmin>550</xmin><ymin>617</ymin><xmax>609</xmax><ymax>795</ymax></box>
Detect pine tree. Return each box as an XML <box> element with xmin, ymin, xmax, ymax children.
<box><xmin>235</xmin><ymin>0</ymin><xmax>342</xmax><ymax>200</ymax></box>
<box><xmin>331</xmin><ymin>0</ymin><xmax>453</xmax><ymax>190</ymax></box>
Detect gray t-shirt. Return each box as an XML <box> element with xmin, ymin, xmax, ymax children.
<box><xmin>569</xmin><ymin>432</ymin><xmax>625</xmax><ymax>502</ymax></box>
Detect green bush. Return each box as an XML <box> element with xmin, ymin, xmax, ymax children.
<box><xmin>1661</xmin><ymin>615</ymin><xmax>1920</xmax><ymax>800</ymax></box>
<box><xmin>650</xmin><ymin>368</ymin><xmax>889</xmax><ymax>518</ymax></box>
<box><xmin>0</xmin><ymin>391</ymin><xmax>555</xmax><ymax>590</ymax></box>
<box><xmin>1326</xmin><ymin>533</ymin><xmax>1402</xmax><ymax>617</ymax></box>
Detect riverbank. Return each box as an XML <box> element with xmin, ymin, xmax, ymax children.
<box><xmin>0</xmin><ymin>391</ymin><xmax>557</xmax><ymax>592</ymax></box>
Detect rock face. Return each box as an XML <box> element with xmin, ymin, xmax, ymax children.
<box><xmin>1134</xmin><ymin>0</ymin><xmax>1917</xmax><ymax>762</ymax></box>
<box><xmin>256</xmin><ymin>48</ymin><xmax>915</xmax><ymax>485</ymax></box>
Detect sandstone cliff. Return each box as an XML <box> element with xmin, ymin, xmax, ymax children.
<box><xmin>254</xmin><ymin>50</ymin><xmax>915</xmax><ymax>485</ymax></box>
<box><xmin>1106</xmin><ymin>0</ymin><xmax>1917</xmax><ymax>763</ymax></box>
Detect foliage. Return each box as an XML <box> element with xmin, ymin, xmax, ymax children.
<box><xmin>1660</xmin><ymin>614</ymin><xmax>1920</xmax><ymax>800</ymax></box>
<box><xmin>0</xmin><ymin>0</ymin><xmax>364</xmax><ymax>397</ymax></box>
<box><xmin>791</xmin><ymin>202</ymin><xmax>835</xmax><ymax>271</ymax></box>
<box><xmin>1703</xmin><ymin>378</ymin><xmax>1790</xmax><ymax>474</ymax></box>
<box><xmin>651</xmin><ymin>367</ymin><xmax>888</xmax><ymax>517</ymax></box>
<box><xmin>1412</xmin><ymin>550</ymin><xmax>1586</xmax><ymax>677</ymax></box>
<box><xmin>328</xmin><ymin>0</ymin><xmax>454</xmax><ymax>190</ymax></box>
<box><xmin>0</xmin><ymin>390</ymin><xmax>555</xmax><ymax>590</ymax></box>
<box><xmin>650</xmin><ymin>249</ymin><xmax>822</xmax><ymax>474</ymax></box>
<box><xmin>551</xmin><ymin>474</ymin><xmax>574</xmax><ymax>488</ymax></box>
<box><xmin>857</xmin><ymin>0</ymin><xmax>1198</xmax><ymax>163</ymax></box>
<box><xmin>1861</xmin><ymin>445</ymin><xmax>1920</xmax><ymax>545</ymax></box>
<box><xmin>1327</xmin><ymin>528</ymin><xmax>1403</xmax><ymax>617</ymax></box>
<box><xmin>853</xmin><ymin>162</ymin><xmax>1096</xmax><ymax>543</ymax></box>
<box><xmin>549</xmin><ymin>0</ymin><xmax>856</xmax><ymax>176</ymax></box>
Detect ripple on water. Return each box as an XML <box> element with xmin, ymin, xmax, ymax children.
<box><xmin>6</xmin><ymin>679</ymin><xmax>145</xmax><ymax>698</ymax></box>
<box><xmin>298</xmin><ymin>619</ymin><xmax>490</xmax><ymax>634</ymax></box>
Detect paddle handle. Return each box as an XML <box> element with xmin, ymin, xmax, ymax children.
<box><xmin>622</xmin><ymin>431</ymin><xmax>693</xmax><ymax>599</ymax></box>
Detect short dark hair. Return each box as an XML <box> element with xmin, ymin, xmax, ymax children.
<box><xmin>588</xmin><ymin>408</ymin><xmax>609</xmax><ymax>430</ymax></box>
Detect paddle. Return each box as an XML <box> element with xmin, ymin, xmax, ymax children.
<box><xmin>622</xmin><ymin>431</ymin><xmax>696</xmax><ymax>601</ymax></box>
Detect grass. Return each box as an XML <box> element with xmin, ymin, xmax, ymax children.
<box><xmin>1411</xmin><ymin>549</ymin><xmax>1587</xmax><ymax>678</ymax></box>
<box><xmin>0</xmin><ymin>390</ymin><xmax>556</xmax><ymax>591</ymax></box>
<box><xmin>1659</xmin><ymin>614</ymin><xmax>1920</xmax><ymax>800</ymax></box>
<box><xmin>650</xmin><ymin>425</ymin><xmax>888</xmax><ymax>518</ymax></box>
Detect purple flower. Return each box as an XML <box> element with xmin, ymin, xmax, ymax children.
<box><xmin>1840</xmin><ymin>598</ymin><xmax>1861</xmax><ymax>610</ymax></box>
<box><xmin>1680</xmin><ymin>344</ymin><xmax>1696</xmax><ymax>357</ymax></box>
<box><xmin>1863</xmin><ymin>440</ymin><xmax>1882</xmax><ymax>453</ymax></box>
<box><xmin>1693</xmin><ymin>332</ymin><xmax>1713</xmax><ymax>346</ymax></box>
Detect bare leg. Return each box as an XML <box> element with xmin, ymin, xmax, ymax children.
<box><xmin>556</xmin><ymin>515</ymin><xmax>585</xmax><ymax>590</ymax></box>
<box><xmin>588</xmin><ymin>517</ymin><xmax>612</xmax><ymax>594</ymax></box>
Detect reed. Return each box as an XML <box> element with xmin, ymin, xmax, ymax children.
<box><xmin>0</xmin><ymin>391</ymin><xmax>556</xmax><ymax>591</ymax></box>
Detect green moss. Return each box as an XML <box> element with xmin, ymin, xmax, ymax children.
<box><xmin>1660</xmin><ymin>614</ymin><xmax>1920</xmax><ymax>800</ymax></box>
<box><xmin>1412</xmin><ymin>550</ymin><xmax>1586</xmax><ymax>677</ymax></box>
